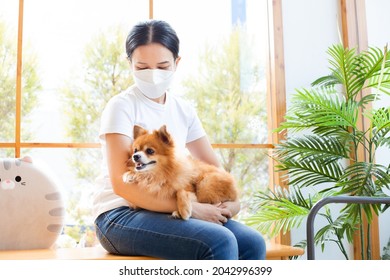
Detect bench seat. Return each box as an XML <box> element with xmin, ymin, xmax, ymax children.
<box><xmin>0</xmin><ymin>243</ymin><xmax>304</xmax><ymax>260</ymax></box>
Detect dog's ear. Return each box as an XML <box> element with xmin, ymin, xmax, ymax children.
<box><xmin>133</xmin><ymin>125</ymin><xmax>148</xmax><ymax>139</ymax></box>
<box><xmin>156</xmin><ymin>125</ymin><xmax>174</xmax><ymax>146</ymax></box>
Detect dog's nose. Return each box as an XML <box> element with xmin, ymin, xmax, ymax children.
<box><xmin>133</xmin><ymin>154</ymin><xmax>141</xmax><ymax>162</ymax></box>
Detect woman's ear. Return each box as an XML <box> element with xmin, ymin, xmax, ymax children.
<box><xmin>127</xmin><ymin>57</ymin><xmax>133</xmax><ymax>68</ymax></box>
<box><xmin>175</xmin><ymin>56</ymin><xmax>181</xmax><ymax>68</ymax></box>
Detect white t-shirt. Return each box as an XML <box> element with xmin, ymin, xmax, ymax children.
<box><xmin>92</xmin><ymin>85</ymin><xmax>206</xmax><ymax>220</ymax></box>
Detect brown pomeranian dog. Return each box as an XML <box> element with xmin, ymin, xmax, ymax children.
<box><xmin>122</xmin><ymin>125</ymin><xmax>238</xmax><ymax>220</ymax></box>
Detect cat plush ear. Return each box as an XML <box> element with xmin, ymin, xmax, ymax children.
<box><xmin>156</xmin><ymin>125</ymin><xmax>174</xmax><ymax>146</ymax></box>
<box><xmin>21</xmin><ymin>156</ymin><xmax>33</xmax><ymax>163</ymax></box>
<box><xmin>133</xmin><ymin>125</ymin><xmax>148</xmax><ymax>140</ymax></box>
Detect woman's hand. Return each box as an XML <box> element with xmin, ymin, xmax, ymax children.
<box><xmin>191</xmin><ymin>202</ymin><xmax>233</xmax><ymax>225</ymax></box>
<box><xmin>219</xmin><ymin>200</ymin><xmax>241</xmax><ymax>217</ymax></box>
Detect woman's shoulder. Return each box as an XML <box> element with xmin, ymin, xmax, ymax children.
<box><xmin>106</xmin><ymin>86</ymin><xmax>138</xmax><ymax>107</ymax></box>
<box><xmin>168</xmin><ymin>93</ymin><xmax>194</xmax><ymax>110</ymax></box>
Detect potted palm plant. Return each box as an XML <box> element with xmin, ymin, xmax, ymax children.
<box><xmin>246</xmin><ymin>44</ymin><xmax>390</xmax><ymax>259</ymax></box>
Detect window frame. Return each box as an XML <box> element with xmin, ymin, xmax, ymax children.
<box><xmin>5</xmin><ymin>0</ymin><xmax>283</xmax><ymax>242</ymax></box>
<box><xmin>7</xmin><ymin>0</ymin><xmax>275</xmax><ymax>156</ymax></box>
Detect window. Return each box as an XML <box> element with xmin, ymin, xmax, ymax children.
<box><xmin>155</xmin><ymin>0</ymin><xmax>271</xmax><ymax>217</ymax></box>
<box><xmin>0</xmin><ymin>0</ymin><xmax>19</xmax><ymax>145</ymax></box>
<box><xmin>0</xmin><ymin>0</ymin><xmax>276</xmax><ymax>247</ymax></box>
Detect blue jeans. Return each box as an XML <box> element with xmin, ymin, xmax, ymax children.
<box><xmin>94</xmin><ymin>206</ymin><xmax>266</xmax><ymax>260</ymax></box>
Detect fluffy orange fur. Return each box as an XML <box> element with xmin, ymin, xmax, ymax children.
<box><xmin>123</xmin><ymin>125</ymin><xmax>238</xmax><ymax>220</ymax></box>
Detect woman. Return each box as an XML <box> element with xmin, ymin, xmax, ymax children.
<box><xmin>93</xmin><ymin>20</ymin><xmax>266</xmax><ymax>260</ymax></box>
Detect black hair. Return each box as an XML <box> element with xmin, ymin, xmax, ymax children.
<box><xmin>125</xmin><ymin>20</ymin><xmax>180</xmax><ymax>60</ymax></box>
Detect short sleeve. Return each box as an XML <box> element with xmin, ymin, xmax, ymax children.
<box><xmin>99</xmin><ymin>93</ymin><xmax>134</xmax><ymax>141</ymax></box>
<box><xmin>185</xmin><ymin>106</ymin><xmax>206</xmax><ymax>143</ymax></box>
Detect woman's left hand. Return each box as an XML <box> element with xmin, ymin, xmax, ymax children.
<box><xmin>218</xmin><ymin>200</ymin><xmax>241</xmax><ymax>217</ymax></box>
<box><xmin>191</xmin><ymin>200</ymin><xmax>241</xmax><ymax>225</ymax></box>
<box><xmin>191</xmin><ymin>202</ymin><xmax>230</xmax><ymax>225</ymax></box>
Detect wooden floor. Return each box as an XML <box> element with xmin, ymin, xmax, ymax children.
<box><xmin>0</xmin><ymin>243</ymin><xmax>304</xmax><ymax>260</ymax></box>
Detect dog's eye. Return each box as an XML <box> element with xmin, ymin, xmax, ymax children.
<box><xmin>146</xmin><ymin>148</ymin><xmax>154</xmax><ymax>155</ymax></box>
<box><xmin>134</xmin><ymin>148</ymin><xmax>138</xmax><ymax>153</ymax></box>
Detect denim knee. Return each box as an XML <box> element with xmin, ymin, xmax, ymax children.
<box><xmin>204</xmin><ymin>227</ymin><xmax>239</xmax><ymax>260</ymax></box>
<box><xmin>223</xmin><ymin>219</ymin><xmax>266</xmax><ymax>260</ymax></box>
<box><xmin>242</xmin><ymin>233</ymin><xmax>266</xmax><ymax>260</ymax></box>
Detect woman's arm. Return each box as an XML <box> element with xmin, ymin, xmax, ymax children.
<box><xmin>105</xmin><ymin>133</ymin><xmax>177</xmax><ymax>213</ymax></box>
<box><xmin>186</xmin><ymin>136</ymin><xmax>221</xmax><ymax>167</ymax></box>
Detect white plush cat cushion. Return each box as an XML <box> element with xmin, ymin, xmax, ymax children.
<box><xmin>0</xmin><ymin>156</ymin><xmax>65</xmax><ymax>250</ymax></box>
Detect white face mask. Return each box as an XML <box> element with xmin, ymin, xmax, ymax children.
<box><xmin>133</xmin><ymin>69</ymin><xmax>175</xmax><ymax>99</ymax></box>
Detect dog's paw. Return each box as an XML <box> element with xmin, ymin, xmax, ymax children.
<box><xmin>178</xmin><ymin>208</ymin><xmax>191</xmax><ymax>220</ymax></box>
<box><xmin>172</xmin><ymin>211</ymin><xmax>181</xmax><ymax>219</ymax></box>
<box><xmin>172</xmin><ymin>211</ymin><xmax>190</xmax><ymax>220</ymax></box>
<box><xmin>122</xmin><ymin>172</ymin><xmax>134</xmax><ymax>183</ymax></box>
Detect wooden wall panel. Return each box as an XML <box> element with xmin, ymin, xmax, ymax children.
<box><xmin>340</xmin><ymin>0</ymin><xmax>380</xmax><ymax>260</ymax></box>
<box><xmin>266</xmin><ymin>0</ymin><xmax>289</xmax><ymax>246</ymax></box>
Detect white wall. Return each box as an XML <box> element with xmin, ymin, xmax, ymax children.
<box><xmin>282</xmin><ymin>0</ymin><xmax>345</xmax><ymax>260</ymax></box>
<box><xmin>282</xmin><ymin>0</ymin><xmax>341</xmax><ymax>104</ymax></box>
<box><xmin>281</xmin><ymin>0</ymin><xmax>390</xmax><ymax>259</ymax></box>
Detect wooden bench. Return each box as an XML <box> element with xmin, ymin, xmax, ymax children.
<box><xmin>0</xmin><ymin>243</ymin><xmax>304</xmax><ymax>260</ymax></box>
<box><xmin>265</xmin><ymin>243</ymin><xmax>304</xmax><ymax>260</ymax></box>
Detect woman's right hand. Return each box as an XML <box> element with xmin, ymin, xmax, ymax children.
<box><xmin>191</xmin><ymin>202</ymin><xmax>231</xmax><ymax>225</ymax></box>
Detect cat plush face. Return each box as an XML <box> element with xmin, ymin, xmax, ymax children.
<box><xmin>0</xmin><ymin>157</ymin><xmax>29</xmax><ymax>190</ymax></box>
<box><xmin>0</xmin><ymin>157</ymin><xmax>65</xmax><ymax>250</ymax></box>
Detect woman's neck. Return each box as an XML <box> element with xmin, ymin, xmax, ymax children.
<box><xmin>150</xmin><ymin>93</ymin><xmax>166</xmax><ymax>104</ymax></box>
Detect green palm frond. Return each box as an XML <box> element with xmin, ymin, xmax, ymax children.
<box><xmin>319</xmin><ymin>44</ymin><xmax>358</xmax><ymax>99</ymax></box>
<box><xmin>274</xmin><ymin>135</ymin><xmax>350</xmax><ymax>165</ymax></box>
<box><xmin>278</xmin><ymin>88</ymin><xmax>359</xmax><ymax>132</ymax></box>
<box><xmin>245</xmin><ymin>187</ymin><xmax>313</xmax><ymax>237</ymax></box>
<box><xmin>369</xmin><ymin>107</ymin><xmax>390</xmax><ymax>128</ymax></box>
<box><xmin>363</xmin><ymin>46</ymin><xmax>390</xmax><ymax>95</ymax></box>
<box><xmin>357</xmin><ymin>93</ymin><xmax>379</xmax><ymax>108</ymax></box>
<box><xmin>312</xmin><ymin>45</ymin><xmax>390</xmax><ymax>98</ymax></box>
<box><xmin>277</xmin><ymin>158</ymin><xmax>343</xmax><ymax>188</ymax></box>
<box><xmin>356</xmin><ymin>47</ymin><xmax>387</xmax><ymax>78</ymax></box>
<box><xmin>368</xmin><ymin>76</ymin><xmax>390</xmax><ymax>99</ymax></box>
<box><xmin>352</xmin><ymin>46</ymin><xmax>389</xmax><ymax>96</ymax></box>
<box><xmin>365</xmin><ymin>107</ymin><xmax>390</xmax><ymax>148</ymax></box>
<box><xmin>311</xmin><ymin>126</ymin><xmax>353</xmax><ymax>141</ymax></box>
<box><xmin>366</xmin><ymin>74</ymin><xmax>390</xmax><ymax>95</ymax></box>
<box><xmin>316</xmin><ymin>209</ymin><xmax>356</xmax><ymax>258</ymax></box>
<box><xmin>378</xmin><ymin>189</ymin><xmax>390</xmax><ymax>212</ymax></box>
<box><xmin>310</xmin><ymin>75</ymin><xmax>339</xmax><ymax>89</ymax></box>
<box><xmin>318</xmin><ymin>211</ymin><xmax>356</xmax><ymax>242</ymax></box>
<box><xmin>341</xmin><ymin>200</ymin><xmax>382</xmax><ymax>227</ymax></box>
<box><xmin>336</xmin><ymin>162</ymin><xmax>390</xmax><ymax>195</ymax></box>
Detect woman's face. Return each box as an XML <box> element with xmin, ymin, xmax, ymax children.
<box><xmin>130</xmin><ymin>43</ymin><xmax>180</xmax><ymax>71</ymax></box>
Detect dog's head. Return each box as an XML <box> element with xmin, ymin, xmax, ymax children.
<box><xmin>130</xmin><ymin>125</ymin><xmax>175</xmax><ymax>173</ymax></box>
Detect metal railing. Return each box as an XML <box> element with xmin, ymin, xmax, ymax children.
<box><xmin>306</xmin><ymin>196</ymin><xmax>390</xmax><ymax>260</ymax></box>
